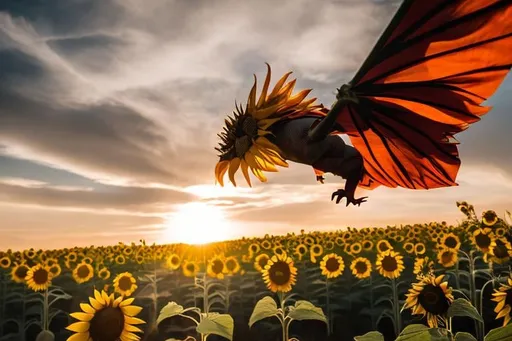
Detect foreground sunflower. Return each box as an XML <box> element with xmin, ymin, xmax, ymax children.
<box><xmin>413</xmin><ymin>257</ymin><xmax>434</xmax><ymax>278</ymax></box>
<box><xmin>113</xmin><ymin>272</ymin><xmax>138</xmax><ymax>297</ymax></box>
<box><xmin>350</xmin><ymin>257</ymin><xmax>372</xmax><ymax>279</ymax></box>
<box><xmin>207</xmin><ymin>256</ymin><xmax>226</xmax><ymax>280</ymax></box>
<box><xmin>254</xmin><ymin>254</ymin><xmax>270</xmax><ymax>272</ymax></box>
<box><xmin>319</xmin><ymin>253</ymin><xmax>345</xmax><ymax>279</ymax></box>
<box><xmin>439</xmin><ymin>233</ymin><xmax>461</xmax><ymax>251</ymax></box>
<box><xmin>403</xmin><ymin>274</ymin><xmax>454</xmax><ymax>328</ymax></box>
<box><xmin>375</xmin><ymin>250</ymin><xmax>404</xmax><ymax>279</ymax></box>
<box><xmin>73</xmin><ymin>262</ymin><xmax>94</xmax><ymax>284</ymax></box>
<box><xmin>67</xmin><ymin>289</ymin><xmax>145</xmax><ymax>341</ymax></box>
<box><xmin>491</xmin><ymin>276</ymin><xmax>512</xmax><ymax>326</ymax></box>
<box><xmin>437</xmin><ymin>248</ymin><xmax>458</xmax><ymax>268</ymax></box>
<box><xmin>486</xmin><ymin>237</ymin><xmax>512</xmax><ymax>264</ymax></box>
<box><xmin>26</xmin><ymin>264</ymin><xmax>53</xmax><ymax>292</ymax></box>
<box><xmin>262</xmin><ymin>252</ymin><xmax>297</xmax><ymax>293</ymax></box>
<box><xmin>471</xmin><ymin>228</ymin><xmax>495</xmax><ymax>253</ymax></box>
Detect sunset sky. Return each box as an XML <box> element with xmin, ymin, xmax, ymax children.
<box><xmin>1</xmin><ymin>0</ymin><xmax>511</xmax><ymax>251</ymax></box>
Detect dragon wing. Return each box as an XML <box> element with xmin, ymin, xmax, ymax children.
<box><xmin>334</xmin><ymin>0</ymin><xmax>512</xmax><ymax>190</ymax></box>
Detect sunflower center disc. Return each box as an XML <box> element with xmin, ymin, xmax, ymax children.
<box><xmin>89</xmin><ymin>307</ymin><xmax>125</xmax><ymax>341</ymax></box>
<box><xmin>118</xmin><ymin>276</ymin><xmax>133</xmax><ymax>291</ymax></box>
<box><xmin>418</xmin><ymin>285</ymin><xmax>449</xmax><ymax>315</ymax></box>
<box><xmin>444</xmin><ymin>237</ymin><xmax>458</xmax><ymax>248</ymax></box>
<box><xmin>382</xmin><ymin>256</ymin><xmax>398</xmax><ymax>272</ymax></box>
<box><xmin>269</xmin><ymin>261</ymin><xmax>291</xmax><ymax>286</ymax></box>
<box><xmin>15</xmin><ymin>266</ymin><xmax>28</xmax><ymax>279</ymax></box>
<box><xmin>212</xmin><ymin>260</ymin><xmax>224</xmax><ymax>274</ymax></box>
<box><xmin>475</xmin><ymin>233</ymin><xmax>491</xmax><ymax>248</ymax></box>
<box><xmin>33</xmin><ymin>269</ymin><xmax>49</xmax><ymax>285</ymax></box>
<box><xmin>226</xmin><ymin>260</ymin><xmax>236</xmax><ymax>271</ymax></box>
<box><xmin>77</xmin><ymin>265</ymin><xmax>90</xmax><ymax>278</ymax></box>
<box><xmin>494</xmin><ymin>243</ymin><xmax>508</xmax><ymax>258</ymax></box>
<box><xmin>325</xmin><ymin>258</ymin><xmax>340</xmax><ymax>272</ymax></box>
<box><xmin>258</xmin><ymin>258</ymin><xmax>268</xmax><ymax>268</ymax></box>
<box><xmin>355</xmin><ymin>262</ymin><xmax>368</xmax><ymax>274</ymax></box>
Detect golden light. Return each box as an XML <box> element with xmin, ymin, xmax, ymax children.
<box><xmin>163</xmin><ymin>202</ymin><xmax>234</xmax><ymax>245</ymax></box>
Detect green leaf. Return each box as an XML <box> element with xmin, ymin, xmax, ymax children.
<box><xmin>157</xmin><ymin>302</ymin><xmax>185</xmax><ymax>325</ymax></box>
<box><xmin>447</xmin><ymin>298</ymin><xmax>483</xmax><ymax>322</ymax></box>
<box><xmin>454</xmin><ymin>332</ymin><xmax>477</xmax><ymax>341</ymax></box>
<box><xmin>196</xmin><ymin>313</ymin><xmax>234</xmax><ymax>341</ymax></box>
<box><xmin>484</xmin><ymin>323</ymin><xmax>512</xmax><ymax>341</ymax></box>
<box><xmin>249</xmin><ymin>296</ymin><xmax>279</xmax><ymax>327</ymax></box>
<box><xmin>428</xmin><ymin>328</ymin><xmax>450</xmax><ymax>341</ymax></box>
<box><xmin>287</xmin><ymin>300</ymin><xmax>327</xmax><ymax>324</ymax></box>
<box><xmin>395</xmin><ymin>324</ymin><xmax>431</xmax><ymax>341</ymax></box>
<box><xmin>354</xmin><ymin>331</ymin><xmax>385</xmax><ymax>341</ymax></box>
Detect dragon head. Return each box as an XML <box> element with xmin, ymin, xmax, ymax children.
<box><xmin>214</xmin><ymin>63</ymin><xmax>325</xmax><ymax>187</ymax></box>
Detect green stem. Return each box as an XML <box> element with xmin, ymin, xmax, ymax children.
<box><xmin>369</xmin><ymin>275</ymin><xmax>376</xmax><ymax>330</ymax></box>
<box><xmin>203</xmin><ymin>272</ymin><xmax>209</xmax><ymax>314</ymax></box>
<box><xmin>391</xmin><ymin>278</ymin><xmax>401</xmax><ymax>337</ymax></box>
<box><xmin>278</xmin><ymin>292</ymin><xmax>288</xmax><ymax>341</ymax></box>
<box><xmin>152</xmin><ymin>259</ymin><xmax>158</xmax><ymax>326</ymax></box>
<box><xmin>43</xmin><ymin>288</ymin><xmax>49</xmax><ymax>331</ymax></box>
<box><xmin>325</xmin><ymin>278</ymin><xmax>331</xmax><ymax>335</ymax></box>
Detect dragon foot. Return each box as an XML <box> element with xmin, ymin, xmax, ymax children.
<box><xmin>331</xmin><ymin>189</ymin><xmax>367</xmax><ymax>207</ymax></box>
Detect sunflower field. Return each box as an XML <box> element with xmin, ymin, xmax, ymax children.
<box><xmin>1</xmin><ymin>201</ymin><xmax>512</xmax><ymax>341</ymax></box>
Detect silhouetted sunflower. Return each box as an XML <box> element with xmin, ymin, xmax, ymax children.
<box><xmin>225</xmin><ymin>256</ymin><xmax>241</xmax><ymax>275</ymax></box>
<box><xmin>262</xmin><ymin>252</ymin><xmax>297</xmax><ymax>293</ymax></box>
<box><xmin>73</xmin><ymin>262</ymin><xmax>94</xmax><ymax>284</ymax></box>
<box><xmin>486</xmin><ymin>238</ymin><xmax>512</xmax><ymax>264</ymax></box>
<box><xmin>113</xmin><ymin>272</ymin><xmax>138</xmax><ymax>297</ymax></box>
<box><xmin>437</xmin><ymin>248</ymin><xmax>458</xmax><ymax>268</ymax></box>
<box><xmin>491</xmin><ymin>276</ymin><xmax>512</xmax><ymax>326</ymax></box>
<box><xmin>482</xmin><ymin>210</ymin><xmax>499</xmax><ymax>226</ymax></box>
<box><xmin>413</xmin><ymin>257</ymin><xmax>434</xmax><ymax>277</ymax></box>
<box><xmin>254</xmin><ymin>254</ymin><xmax>270</xmax><ymax>272</ymax></box>
<box><xmin>182</xmin><ymin>260</ymin><xmax>199</xmax><ymax>277</ymax></box>
<box><xmin>11</xmin><ymin>263</ymin><xmax>29</xmax><ymax>283</ymax></box>
<box><xmin>376</xmin><ymin>240</ymin><xmax>393</xmax><ymax>253</ymax></box>
<box><xmin>0</xmin><ymin>256</ymin><xmax>11</xmax><ymax>269</ymax></box>
<box><xmin>207</xmin><ymin>256</ymin><xmax>226</xmax><ymax>279</ymax></box>
<box><xmin>67</xmin><ymin>289</ymin><xmax>144</xmax><ymax>341</ymax></box>
<box><xmin>166</xmin><ymin>254</ymin><xmax>181</xmax><ymax>271</ymax></box>
<box><xmin>375</xmin><ymin>250</ymin><xmax>404</xmax><ymax>279</ymax></box>
<box><xmin>26</xmin><ymin>264</ymin><xmax>53</xmax><ymax>292</ymax></box>
<box><xmin>320</xmin><ymin>253</ymin><xmax>344</xmax><ymax>279</ymax></box>
<box><xmin>471</xmin><ymin>228</ymin><xmax>494</xmax><ymax>253</ymax></box>
<box><xmin>98</xmin><ymin>267</ymin><xmax>111</xmax><ymax>280</ymax></box>
<box><xmin>350</xmin><ymin>257</ymin><xmax>372</xmax><ymax>279</ymax></box>
<box><xmin>439</xmin><ymin>233</ymin><xmax>461</xmax><ymax>251</ymax></box>
<box><xmin>403</xmin><ymin>274</ymin><xmax>453</xmax><ymax>328</ymax></box>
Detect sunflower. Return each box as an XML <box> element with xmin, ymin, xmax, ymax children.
<box><xmin>115</xmin><ymin>255</ymin><xmax>126</xmax><ymax>265</ymax></box>
<box><xmin>67</xmin><ymin>289</ymin><xmax>144</xmax><ymax>341</ymax></box>
<box><xmin>113</xmin><ymin>272</ymin><xmax>138</xmax><ymax>297</ymax></box>
<box><xmin>11</xmin><ymin>263</ymin><xmax>30</xmax><ymax>283</ymax></box>
<box><xmin>304</xmin><ymin>236</ymin><xmax>315</xmax><ymax>246</ymax></box>
<box><xmin>135</xmin><ymin>253</ymin><xmax>145</xmax><ymax>265</ymax></box>
<box><xmin>248</xmin><ymin>243</ymin><xmax>260</xmax><ymax>255</ymax></box>
<box><xmin>349</xmin><ymin>242</ymin><xmax>362</xmax><ymax>255</ymax></box>
<box><xmin>224</xmin><ymin>256</ymin><xmax>241</xmax><ymax>275</ymax></box>
<box><xmin>439</xmin><ymin>233</ymin><xmax>461</xmax><ymax>251</ymax></box>
<box><xmin>375</xmin><ymin>250</ymin><xmax>404</xmax><ymax>279</ymax></box>
<box><xmin>350</xmin><ymin>257</ymin><xmax>372</xmax><ymax>279</ymax></box>
<box><xmin>165</xmin><ymin>254</ymin><xmax>181</xmax><ymax>271</ymax></box>
<box><xmin>437</xmin><ymin>248</ymin><xmax>458</xmax><ymax>268</ymax></box>
<box><xmin>294</xmin><ymin>244</ymin><xmax>308</xmax><ymax>261</ymax></box>
<box><xmin>261</xmin><ymin>240</ymin><xmax>272</xmax><ymax>250</ymax></box>
<box><xmin>273</xmin><ymin>246</ymin><xmax>285</xmax><ymax>256</ymax></box>
<box><xmin>207</xmin><ymin>256</ymin><xmax>226</xmax><ymax>279</ymax></box>
<box><xmin>0</xmin><ymin>256</ymin><xmax>11</xmax><ymax>269</ymax></box>
<box><xmin>403</xmin><ymin>274</ymin><xmax>454</xmax><ymax>328</ymax></box>
<box><xmin>215</xmin><ymin>63</ymin><xmax>325</xmax><ymax>187</ymax></box>
<box><xmin>182</xmin><ymin>260</ymin><xmax>199</xmax><ymax>277</ymax></box>
<box><xmin>376</xmin><ymin>240</ymin><xmax>393</xmax><ymax>253</ymax></box>
<box><xmin>334</xmin><ymin>236</ymin><xmax>344</xmax><ymax>247</ymax></box>
<box><xmin>491</xmin><ymin>276</ymin><xmax>512</xmax><ymax>326</ymax></box>
<box><xmin>471</xmin><ymin>228</ymin><xmax>495</xmax><ymax>253</ymax></box>
<box><xmin>310</xmin><ymin>244</ymin><xmax>324</xmax><ymax>263</ymax></box>
<box><xmin>414</xmin><ymin>243</ymin><xmax>426</xmax><ymax>255</ymax></box>
<box><xmin>486</xmin><ymin>238</ymin><xmax>512</xmax><ymax>264</ymax></box>
<box><xmin>24</xmin><ymin>248</ymin><xmax>36</xmax><ymax>260</ymax></box>
<box><xmin>482</xmin><ymin>210</ymin><xmax>499</xmax><ymax>226</ymax></box>
<box><xmin>495</xmin><ymin>227</ymin><xmax>507</xmax><ymax>238</ymax></box>
<box><xmin>26</xmin><ymin>264</ymin><xmax>53</xmax><ymax>292</ymax></box>
<box><xmin>413</xmin><ymin>257</ymin><xmax>434</xmax><ymax>277</ymax></box>
<box><xmin>320</xmin><ymin>253</ymin><xmax>344</xmax><ymax>279</ymax></box>
<box><xmin>254</xmin><ymin>254</ymin><xmax>270</xmax><ymax>272</ymax></box>
<box><xmin>50</xmin><ymin>264</ymin><xmax>62</xmax><ymax>278</ymax></box>
<box><xmin>324</xmin><ymin>240</ymin><xmax>335</xmax><ymax>250</ymax></box>
<box><xmin>362</xmin><ymin>240</ymin><xmax>373</xmax><ymax>251</ymax></box>
<box><xmin>98</xmin><ymin>267</ymin><xmax>111</xmax><ymax>280</ymax></box>
<box><xmin>262</xmin><ymin>252</ymin><xmax>297</xmax><ymax>293</ymax></box>
<box><xmin>403</xmin><ymin>242</ymin><xmax>415</xmax><ymax>254</ymax></box>
<box><xmin>73</xmin><ymin>262</ymin><xmax>94</xmax><ymax>284</ymax></box>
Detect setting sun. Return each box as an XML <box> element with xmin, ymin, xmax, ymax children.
<box><xmin>163</xmin><ymin>202</ymin><xmax>234</xmax><ymax>245</ymax></box>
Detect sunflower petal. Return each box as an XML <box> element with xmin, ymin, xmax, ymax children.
<box><xmin>89</xmin><ymin>297</ymin><xmax>103</xmax><ymax>311</ymax></box>
<box><xmin>121</xmin><ymin>305</ymin><xmax>143</xmax><ymax>317</ymax></box>
<box><xmin>257</xmin><ymin>63</ymin><xmax>272</xmax><ymax>108</ymax></box>
<box><xmin>240</xmin><ymin>159</ymin><xmax>252</xmax><ymax>187</ymax></box>
<box><xmin>269</xmin><ymin>71</ymin><xmax>293</xmax><ymax>99</ymax></box>
<box><xmin>215</xmin><ymin>161</ymin><xmax>230</xmax><ymax>187</ymax></box>
<box><xmin>67</xmin><ymin>322</ymin><xmax>90</xmax><ymax>333</ymax></box>
<box><xmin>70</xmin><ymin>312</ymin><xmax>93</xmax><ymax>322</ymax></box>
<box><xmin>120</xmin><ymin>297</ymin><xmax>135</xmax><ymax>307</ymax></box>
<box><xmin>66</xmin><ymin>332</ymin><xmax>90</xmax><ymax>341</ymax></box>
<box><xmin>80</xmin><ymin>303</ymin><xmax>96</xmax><ymax>314</ymax></box>
<box><xmin>124</xmin><ymin>324</ymin><xmax>143</xmax><ymax>333</ymax></box>
<box><xmin>125</xmin><ymin>316</ymin><xmax>146</xmax><ymax>325</ymax></box>
<box><xmin>228</xmin><ymin>158</ymin><xmax>241</xmax><ymax>186</ymax></box>
<box><xmin>94</xmin><ymin>290</ymin><xmax>105</xmax><ymax>305</ymax></box>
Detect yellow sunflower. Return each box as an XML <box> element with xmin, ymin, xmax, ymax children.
<box><xmin>320</xmin><ymin>253</ymin><xmax>344</xmax><ymax>279</ymax></box>
<box><xmin>414</xmin><ymin>243</ymin><xmax>426</xmax><ymax>256</ymax></box>
<box><xmin>165</xmin><ymin>254</ymin><xmax>181</xmax><ymax>271</ymax></box>
<box><xmin>439</xmin><ymin>233</ymin><xmax>461</xmax><ymax>251</ymax></box>
<box><xmin>49</xmin><ymin>264</ymin><xmax>62</xmax><ymax>278</ymax></box>
<box><xmin>375</xmin><ymin>250</ymin><xmax>404</xmax><ymax>279</ymax></box>
<box><xmin>437</xmin><ymin>248</ymin><xmax>458</xmax><ymax>268</ymax></box>
<box><xmin>254</xmin><ymin>254</ymin><xmax>270</xmax><ymax>272</ymax></box>
<box><xmin>182</xmin><ymin>260</ymin><xmax>199</xmax><ymax>277</ymax></box>
<box><xmin>207</xmin><ymin>256</ymin><xmax>226</xmax><ymax>280</ymax></box>
<box><xmin>362</xmin><ymin>240</ymin><xmax>373</xmax><ymax>251</ymax></box>
<box><xmin>294</xmin><ymin>244</ymin><xmax>308</xmax><ymax>261</ymax></box>
<box><xmin>491</xmin><ymin>276</ymin><xmax>512</xmax><ymax>326</ymax></box>
<box><xmin>115</xmin><ymin>255</ymin><xmax>126</xmax><ymax>265</ymax></box>
<box><xmin>215</xmin><ymin>63</ymin><xmax>325</xmax><ymax>187</ymax></box>
<box><xmin>413</xmin><ymin>257</ymin><xmax>434</xmax><ymax>277</ymax></box>
<box><xmin>98</xmin><ymin>267</ymin><xmax>111</xmax><ymax>280</ymax></box>
<box><xmin>225</xmin><ymin>256</ymin><xmax>241</xmax><ymax>275</ymax></box>
<box><xmin>376</xmin><ymin>240</ymin><xmax>393</xmax><ymax>253</ymax></box>
<box><xmin>11</xmin><ymin>263</ymin><xmax>30</xmax><ymax>283</ymax></box>
<box><xmin>310</xmin><ymin>244</ymin><xmax>324</xmax><ymax>263</ymax></box>
<box><xmin>471</xmin><ymin>228</ymin><xmax>495</xmax><ymax>253</ymax></box>
<box><xmin>482</xmin><ymin>210</ymin><xmax>499</xmax><ymax>226</ymax></box>
<box><xmin>403</xmin><ymin>242</ymin><xmax>415</xmax><ymax>254</ymax></box>
<box><xmin>403</xmin><ymin>274</ymin><xmax>454</xmax><ymax>328</ymax></box>
<box><xmin>349</xmin><ymin>242</ymin><xmax>362</xmax><ymax>255</ymax></box>
<box><xmin>113</xmin><ymin>272</ymin><xmax>138</xmax><ymax>297</ymax></box>
<box><xmin>261</xmin><ymin>240</ymin><xmax>272</xmax><ymax>250</ymax></box>
<box><xmin>26</xmin><ymin>264</ymin><xmax>53</xmax><ymax>292</ymax></box>
<box><xmin>350</xmin><ymin>257</ymin><xmax>372</xmax><ymax>279</ymax></box>
<box><xmin>262</xmin><ymin>252</ymin><xmax>297</xmax><ymax>293</ymax></box>
<box><xmin>486</xmin><ymin>238</ymin><xmax>512</xmax><ymax>264</ymax></box>
<box><xmin>73</xmin><ymin>262</ymin><xmax>94</xmax><ymax>284</ymax></box>
<box><xmin>248</xmin><ymin>243</ymin><xmax>260</xmax><ymax>255</ymax></box>
<box><xmin>0</xmin><ymin>256</ymin><xmax>11</xmax><ymax>269</ymax></box>
<box><xmin>67</xmin><ymin>289</ymin><xmax>144</xmax><ymax>341</ymax></box>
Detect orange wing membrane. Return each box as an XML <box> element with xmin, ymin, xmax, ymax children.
<box><xmin>334</xmin><ymin>0</ymin><xmax>512</xmax><ymax>190</ymax></box>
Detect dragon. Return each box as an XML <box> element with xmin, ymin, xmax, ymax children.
<box><xmin>214</xmin><ymin>0</ymin><xmax>512</xmax><ymax>207</ymax></box>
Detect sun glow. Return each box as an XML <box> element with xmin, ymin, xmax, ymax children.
<box><xmin>163</xmin><ymin>202</ymin><xmax>234</xmax><ymax>245</ymax></box>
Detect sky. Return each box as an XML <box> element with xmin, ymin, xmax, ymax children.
<box><xmin>0</xmin><ymin>0</ymin><xmax>511</xmax><ymax>251</ymax></box>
